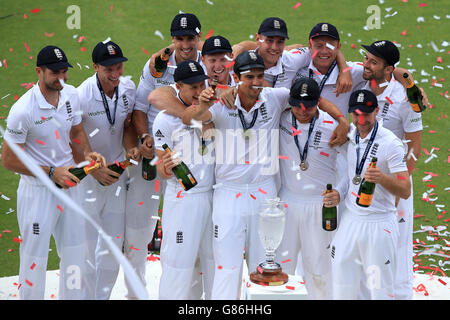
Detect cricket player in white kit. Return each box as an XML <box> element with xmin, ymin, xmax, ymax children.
<box><xmin>126</xmin><ymin>13</ymin><xmax>205</xmax><ymax>299</ymax></box>
<box><xmin>76</xmin><ymin>41</ymin><xmax>139</xmax><ymax>300</ymax></box>
<box><xmin>1</xmin><ymin>46</ymin><xmax>105</xmax><ymax>299</ymax></box>
<box><xmin>324</xmin><ymin>89</ymin><xmax>411</xmax><ymax>300</ymax></box>
<box><xmin>360</xmin><ymin>40</ymin><xmax>423</xmax><ymax>299</ymax></box>
<box><xmin>276</xmin><ymin>77</ymin><xmax>342</xmax><ymax>299</ymax></box>
<box><xmin>153</xmin><ymin>60</ymin><xmax>215</xmax><ymax>300</ymax></box>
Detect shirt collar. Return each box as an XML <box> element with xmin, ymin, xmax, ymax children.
<box><xmin>93</xmin><ymin>73</ymin><xmax>124</xmax><ymax>102</ymax></box>
<box><xmin>34</xmin><ymin>82</ymin><xmax>68</xmax><ymax>110</ymax></box>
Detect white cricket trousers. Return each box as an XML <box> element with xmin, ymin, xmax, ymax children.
<box><xmin>394</xmin><ymin>177</ymin><xmax>414</xmax><ymax>300</ymax></box>
<box><xmin>211</xmin><ymin>179</ymin><xmax>277</xmax><ymax>300</ymax></box>
<box><xmin>79</xmin><ymin>173</ymin><xmax>127</xmax><ymax>300</ymax></box>
<box><xmin>158</xmin><ymin>186</ymin><xmax>214</xmax><ymax>300</ymax></box>
<box><xmin>277</xmin><ymin>189</ymin><xmax>336</xmax><ymax>299</ymax></box>
<box><xmin>16</xmin><ymin>179</ymin><xmax>86</xmax><ymax>300</ymax></box>
<box><xmin>331</xmin><ymin>209</ymin><xmax>399</xmax><ymax>300</ymax></box>
<box><xmin>122</xmin><ymin>161</ymin><xmax>162</xmax><ymax>299</ymax></box>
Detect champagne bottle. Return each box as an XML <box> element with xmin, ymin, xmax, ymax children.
<box><xmin>56</xmin><ymin>161</ymin><xmax>100</xmax><ymax>188</ymax></box>
<box><xmin>210</xmin><ymin>78</ymin><xmax>218</xmax><ymax>90</ymax></box>
<box><xmin>322</xmin><ymin>184</ymin><xmax>337</xmax><ymax>231</ymax></box>
<box><xmin>162</xmin><ymin>143</ymin><xmax>198</xmax><ymax>191</ymax></box>
<box><xmin>99</xmin><ymin>159</ymin><xmax>133</xmax><ymax>186</ymax></box>
<box><xmin>356</xmin><ymin>157</ymin><xmax>378</xmax><ymax>207</ymax></box>
<box><xmin>151</xmin><ymin>48</ymin><xmax>171</xmax><ymax>78</ymax></box>
<box><xmin>403</xmin><ymin>73</ymin><xmax>425</xmax><ymax>113</ymax></box>
<box><xmin>142</xmin><ymin>157</ymin><xmax>157</xmax><ymax>181</ymax></box>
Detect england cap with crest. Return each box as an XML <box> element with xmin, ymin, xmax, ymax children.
<box><xmin>174</xmin><ymin>60</ymin><xmax>209</xmax><ymax>84</ymax></box>
<box><xmin>309</xmin><ymin>22</ymin><xmax>340</xmax><ymax>41</ymax></box>
<box><xmin>348</xmin><ymin>89</ymin><xmax>378</xmax><ymax>113</ymax></box>
<box><xmin>258</xmin><ymin>17</ymin><xmax>289</xmax><ymax>39</ymax></box>
<box><xmin>170</xmin><ymin>13</ymin><xmax>202</xmax><ymax>37</ymax></box>
<box><xmin>37</xmin><ymin>45</ymin><xmax>73</xmax><ymax>70</ymax></box>
<box><xmin>92</xmin><ymin>40</ymin><xmax>128</xmax><ymax>66</ymax></box>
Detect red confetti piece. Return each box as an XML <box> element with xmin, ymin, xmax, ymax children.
<box><xmin>12</xmin><ymin>237</ymin><xmax>22</xmax><ymax>243</ymax></box>
<box><xmin>225</xmin><ymin>61</ymin><xmax>235</xmax><ymax>68</ymax></box>
<box><xmin>246</xmin><ymin>282</ymin><xmax>251</xmax><ymax>288</ymax></box>
<box><xmin>311</xmin><ymin>50</ymin><xmax>318</xmax><ymax>59</ymax></box>
<box><xmin>293</xmin><ymin>2</ymin><xmax>302</xmax><ymax>9</ymax></box>
<box><xmin>257</xmin><ymin>266</ymin><xmax>263</xmax><ymax>274</ymax></box>
<box><xmin>337</xmin><ymin>114</ymin><xmax>345</xmax><ymax>118</ymax></box>
<box><xmin>281</xmin><ymin>259</ymin><xmax>291</xmax><ymax>264</ymax></box>
<box><xmin>250</xmin><ymin>194</ymin><xmax>256</xmax><ymax>200</ymax></box>
<box><xmin>3</xmin><ymin>59</ymin><xmax>8</xmax><ymax>68</ymax></box>
<box><xmin>176</xmin><ymin>191</ymin><xmax>183</xmax><ymax>198</ymax></box>
<box><xmin>384</xmin><ymin>229</ymin><xmax>391</xmax><ymax>234</ymax></box>
<box><xmin>55</xmin><ymin>130</ymin><xmax>59</xmax><ymax>140</ymax></box>
<box><xmin>142</xmin><ymin>48</ymin><xmax>149</xmax><ymax>55</ymax></box>
<box><xmin>130</xmin><ymin>246</ymin><xmax>140</xmax><ymax>251</ymax></box>
<box><xmin>217</xmin><ymin>265</ymin><xmax>223</xmax><ymax>270</ymax></box>
<box><xmin>323</xmin><ymin>120</ymin><xmax>334</xmax><ymax>124</ymax></box>
<box><xmin>352</xmin><ymin>192</ymin><xmax>360</xmax><ymax>198</ymax></box>
<box><xmin>80</xmin><ymin>47</ymin><xmax>86</xmax><ymax>52</ymax></box>
<box><xmin>385</xmin><ymin>96</ymin><xmax>394</xmax><ymax>105</ymax></box>
<box><xmin>110</xmin><ymin>4</ymin><xmax>114</xmax><ymax>12</ymax></box>
<box><xmin>30</xmin><ymin>263</ymin><xmax>36</xmax><ymax>270</ymax></box>
<box><xmin>138</xmin><ymin>201</ymin><xmax>144</xmax><ymax>206</ymax></box>
<box><xmin>44</xmin><ymin>32</ymin><xmax>54</xmax><ymax>37</ymax></box>
<box><xmin>216</xmin><ymin>84</ymin><xmax>228</xmax><ymax>90</ymax></box>
<box><xmin>24</xmin><ymin>43</ymin><xmax>30</xmax><ymax>52</ymax></box>
<box><xmin>30</xmin><ymin>8</ymin><xmax>41</xmax><ymax>13</ymax></box>
<box><xmin>438</xmin><ymin>279</ymin><xmax>446</xmax><ymax>286</ymax></box>
<box><xmin>78</xmin><ymin>36</ymin><xmax>86</xmax><ymax>43</ymax></box>
<box><xmin>56</xmin><ymin>204</ymin><xmax>63</xmax><ymax>212</ymax></box>
<box><xmin>154</xmin><ymin>179</ymin><xmax>160</xmax><ymax>192</ymax></box>
<box><xmin>35</xmin><ymin>139</ymin><xmax>46</xmax><ymax>145</ymax></box>
<box><xmin>418</xmin><ymin>3</ymin><xmax>427</xmax><ymax>7</ymax></box>
<box><xmin>278</xmin><ymin>155</ymin><xmax>289</xmax><ymax>160</ymax></box>
<box><xmin>258</xmin><ymin>188</ymin><xmax>267</xmax><ymax>194</ymax></box>
<box><xmin>205</xmin><ymin>29</ymin><xmax>214</xmax><ymax>40</ymax></box>
<box><xmin>147</xmin><ymin>255</ymin><xmax>160</xmax><ymax>262</ymax></box>
<box><xmin>370</xmin><ymin>79</ymin><xmax>377</xmax><ymax>88</ymax></box>
<box><xmin>342</xmin><ymin>66</ymin><xmax>352</xmax><ymax>73</ymax></box>
<box><xmin>73</xmin><ymin>138</ymin><xmax>81</xmax><ymax>144</ymax></box>
<box><xmin>236</xmin><ymin>192</ymin><xmax>241</xmax><ymax>198</ymax></box>
<box><xmin>25</xmin><ymin>279</ymin><xmax>33</xmax><ymax>287</ymax></box>
<box><xmin>23</xmin><ymin>14</ymin><xmax>27</xmax><ymax>19</ymax></box>
<box><xmin>428</xmin><ymin>130</ymin><xmax>437</xmax><ymax>134</ymax></box>
<box><xmin>351</xmin><ymin>44</ymin><xmax>357</xmax><ymax>49</ymax></box>
<box><xmin>396</xmin><ymin>175</ymin><xmax>407</xmax><ymax>180</ymax></box>
<box><xmin>64</xmin><ymin>180</ymin><xmax>76</xmax><ymax>187</ymax></box>
<box><xmin>320</xmin><ymin>151</ymin><xmax>330</xmax><ymax>157</ymax></box>
<box><xmin>291</xmin><ymin>126</ymin><xmax>302</xmax><ymax>136</ymax></box>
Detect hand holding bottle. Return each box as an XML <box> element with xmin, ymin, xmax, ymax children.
<box><xmin>160</xmin><ymin>148</ymin><xmax>181</xmax><ymax>178</ymax></box>
<box><xmin>363</xmin><ymin>165</ymin><xmax>383</xmax><ymax>184</ymax></box>
<box><xmin>52</xmin><ymin>165</ymin><xmax>81</xmax><ymax>189</ymax></box>
<box><xmin>126</xmin><ymin>147</ymin><xmax>142</xmax><ymax>162</ymax></box>
<box><xmin>85</xmin><ymin>151</ymin><xmax>106</xmax><ymax>168</ymax></box>
<box><xmin>321</xmin><ymin>187</ymin><xmax>340</xmax><ymax>208</ymax></box>
<box><xmin>140</xmin><ymin>135</ymin><xmax>155</xmax><ymax>159</ymax></box>
<box><xmin>91</xmin><ymin>164</ymin><xmax>121</xmax><ymax>186</ymax></box>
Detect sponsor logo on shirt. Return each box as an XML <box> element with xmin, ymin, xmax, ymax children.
<box><xmin>88</xmin><ymin>110</ymin><xmax>106</xmax><ymax>117</ymax></box>
<box><xmin>155</xmin><ymin>129</ymin><xmax>165</xmax><ymax>140</ymax></box>
<box><xmin>156</xmin><ymin>79</ymin><xmax>173</xmax><ymax>86</ymax></box>
<box><xmin>34</xmin><ymin>116</ymin><xmax>54</xmax><ymax>125</ymax></box>
<box><xmin>410</xmin><ymin>117</ymin><xmax>421</xmax><ymax>123</ymax></box>
<box><xmin>228</xmin><ymin>112</ymin><xmax>238</xmax><ymax>117</ymax></box>
<box><xmin>6</xmin><ymin>127</ymin><xmax>23</xmax><ymax>135</ymax></box>
<box><xmin>279</xmin><ymin>124</ymin><xmax>291</xmax><ymax>136</ymax></box>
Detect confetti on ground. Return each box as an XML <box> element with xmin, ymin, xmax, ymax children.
<box><xmin>293</xmin><ymin>2</ymin><xmax>302</xmax><ymax>9</ymax></box>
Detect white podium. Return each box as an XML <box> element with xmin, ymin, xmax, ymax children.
<box><xmin>242</xmin><ymin>274</ymin><xmax>309</xmax><ymax>300</ymax></box>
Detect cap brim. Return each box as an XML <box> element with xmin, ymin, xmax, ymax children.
<box><xmin>289</xmin><ymin>97</ymin><xmax>318</xmax><ymax>108</ymax></box>
<box><xmin>97</xmin><ymin>57</ymin><xmax>128</xmax><ymax>66</ymax></box>
<box><xmin>236</xmin><ymin>63</ymin><xmax>266</xmax><ymax>72</ymax></box>
<box><xmin>348</xmin><ymin>104</ymin><xmax>375</xmax><ymax>113</ymax></box>
<box><xmin>171</xmin><ymin>30</ymin><xmax>199</xmax><ymax>36</ymax></box>
<box><xmin>45</xmin><ymin>61</ymin><xmax>73</xmax><ymax>70</ymax></box>
<box><xmin>202</xmin><ymin>48</ymin><xmax>232</xmax><ymax>56</ymax></box>
<box><xmin>260</xmin><ymin>31</ymin><xmax>289</xmax><ymax>39</ymax></box>
<box><xmin>310</xmin><ymin>32</ymin><xmax>339</xmax><ymax>40</ymax></box>
<box><xmin>179</xmin><ymin>74</ymin><xmax>209</xmax><ymax>84</ymax></box>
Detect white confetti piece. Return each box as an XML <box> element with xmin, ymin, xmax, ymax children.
<box><xmin>150</xmin><ymin>156</ymin><xmax>159</xmax><ymax>166</ymax></box>
<box><xmin>212</xmin><ymin>183</ymin><xmax>223</xmax><ymax>189</ymax></box>
<box><xmin>417</xmin><ymin>16</ymin><xmax>425</xmax><ymax>23</ymax></box>
<box><xmin>151</xmin><ymin>215</ymin><xmax>160</xmax><ymax>220</ymax></box>
<box><xmin>1</xmin><ymin>94</ymin><xmax>10</xmax><ymax>100</ymax></box>
<box><xmin>76</xmin><ymin>160</ymin><xmax>91</xmax><ymax>168</ymax></box>
<box><xmin>77</xmin><ymin>62</ymin><xmax>82</xmax><ymax>69</ymax></box>
<box><xmin>325</xmin><ymin>42</ymin><xmax>335</xmax><ymax>50</ymax></box>
<box><xmin>115</xmin><ymin>186</ymin><xmax>121</xmax><ymax>197</ymax></box>
<box><xmin>102</xmin><ymin>37</ymin><xmax>111</xmax><ymax>44</ymax></box>
<box><xmin>424</xmin><ymin>154</ymin><xmax>438</xmax><ymax>164</ymax></box>
<box><xmin>85</xmin><ymin>198</ymin><xmax>97</xmax><ymax>202</ymax></box>
<box><xmin>379</xmin><ymin>81</ymin><xmax>389</xmax><ymax>88</ymax></box>
<box><xmin>58</xmin><ymin>78</ymin><xmax>65</xmax><ymax>86</ymax></box>
<box><xmin>433</xmin><ymin>15</ymin><xmax>441</xmax><ymax>20</ymax></box>
<box><xmin>151</xmin><ymin>195</ymin><xmax>159</xmax><ymax>200</ymax></box>
<box><xmin>206</xmin><ymin>0</ymin><xmax>214</xmax><ymax>5</ymax></box>
<box><xmin>154</xmin><ymin>30</ymin><xmax>164</xmax><ymax>40</ymax></box>
<box><xmin>129</xmin><ymin>159</ymin><xmax>138</xmax><ymax>166</ymax></box>
<box><xmin>1</xmin><ymin>194</ymin><xmax>10</xmax><ymax>200</ymax></box>
<box><xmin>89</xmin><ymin>128</ymin><xmax>99</xmax><ymax>137</ymax></box>
<box><xmin>430</xmin><ymin>41</ymin><xmax>439</xmax><ymax>52</ymax></box>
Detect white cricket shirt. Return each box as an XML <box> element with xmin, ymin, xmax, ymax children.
<box><xmin>152</xmin><ymin>87</ymin><xmax>214</xmax><ymax>194</ymax></box>
<box><xmin>343</xmin><ymin>123</ymin><xmax>408</xmax><ymax>216</ymax></box>
<box><xmin>364</xmin><ymin>77</ymin><xmax>423</xmax><ymax>140</ymax></box>
<box><xmin>4</xmin><ymin>83</ymin><xmax>82</xmax><ymax>185</ymax></box>
<box><xmin>209</xmin><ymin>87</ymin><xmax>290</xmax><ymax>185</ymax></box>
<box><xmin>296</xmin><ymin>61</ymin><xmax>366</xmax><ymax>117</ymax></box>
<box><xmin>279</xmin><ymin>108</ymin><xmax>341</xmax><ymax>199</ymax></box>
<box><xmin>77</xmin><ymin>74</ymin><xmax>136</xmax><ymax>163</ymax></box>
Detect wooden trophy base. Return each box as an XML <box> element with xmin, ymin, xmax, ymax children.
<box><xmin>250</xmin><ymin>265</ymin><xmax>289</xmax><ymax>286</ymax></box>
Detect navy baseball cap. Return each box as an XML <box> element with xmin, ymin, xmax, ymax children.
<box><xmin>202</xmin><ymin>35</ymin><xmax>232</xmax><ymax>56</ymax></box>
<box><xmin>258</xmin><ymin>17</ymin><xmax>289</xmax><ymax>39</ymax></box>
<box><xmin>362</xmin><ymin>40</ymin><xmax>400</xmax><ymax>67</ymax></box>
<box><xmin>309</xmin><ymin>22</ymin><xmax>340</xmax><ymax>41</ymax></box>
<box><xmin>348</xmin><ymin>89</ymin><xmax>378</xmax><ymax>113</ymax></box>
<box><xmin>174</xmin><ymin>60</ymin><xmax>209</xmax><ymax>84</ymax></box>
<box><xmin>92</xmin><ymin>41</ymin><xmax>128</xmax><ymax>66</ymax></box>
<box><xmin>170</xmin><ymin>13</ymin><xmax>201</xmax><ymax>37</ymax></box>
<box><xmin>289</xmin><ymin>77</ymin><xmax>320</xmax><ymax>108</ymax></box>
<box><xmin>37</xmin><ymin>45</ymin><xmax>73</xmax><ymax>70</ymax></box>
<box><xmin>233</xmin><ymin>51</ymin><xmax>266</xmax><ymax>75</ymax></box>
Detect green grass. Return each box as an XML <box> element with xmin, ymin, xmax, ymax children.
<box><xmin>0</xmin><ymin>0</ymin><xmax>449</xmax><ymax>278</ymax></box>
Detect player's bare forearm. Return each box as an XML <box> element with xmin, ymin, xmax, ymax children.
<box><xmin>132</xmin><ymin>110</ymin><xmax>150</xmax><ymax>137</ymax></box>
<box><xmin>232</xmin><ymin>41</ymin><xmax>258</xmax><ymax>57</ymax></box>
<box><xmin>148</xmin><ymin>86</ymin><xmax>186</xmax><ymax>118</ymax></box>
<box><xmin>1</xmin><ymin>140</ymin><xmax>34</xmax><ymax>176</ymax></box>
<box><xmin>70</xmin><ymin>123</ymin><xmax>93</xmax><ymax>159</ymax></box>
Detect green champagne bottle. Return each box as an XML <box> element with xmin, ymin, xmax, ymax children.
<box><xmin>56</xmin><ymin>161</ymin><xmax>100</xmax><ymax>188</ymax></box>
<box><xmin>162</xmin><ymin>143</ymin><xmax>198</xmax><ymax>191</ymax></box>
<box><xmin>322</xmin><ymin>184</ymin><xmax>337</xmax><ymax>231</ymax></box>
<box><xmin>151</xmin><ymin>48</ymin><xmax>171</xmax><ymax>78</ymax></box>
<box><xmin>356</xmin><ymin>157</ymin><xmax>378</xmax><ymax>207</ymax></box>
<box><xmin>403</xmin><ymin>73</ymin><xmax>425</xmax><ymax>113</ymax></box>
<box><xmin>99</xmin><ymin>159</ymin><xmax>132</xmax><ymax>186</ymax></box>
<box><xmin>142</xmin><ymin>157</ymin><xmax>157</xmax><ymax>181</ymax></box>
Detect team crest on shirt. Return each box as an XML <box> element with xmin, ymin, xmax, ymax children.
<box><xmin>65</xmin><ymin>101</ymin><xmax>74</xmax><ymax>121</ymax></box>
<box><xmin>312</xmin><ymin>130</ymin><xmax>322</xmax><ymax>149</ymax></box>
<box><xmin>369</xmin><ymin>143</ymin><xmax>379</xmax><ymax>158</ymax></box>
<box><xmin>258</xmin><ymin>104</ymin><xmax>272</xmax><ymax>123</ymax></box>
<box><xmin>381</xmin><ymin>102</ymin><xmax>390</xmax><ymax>120</ymax></box>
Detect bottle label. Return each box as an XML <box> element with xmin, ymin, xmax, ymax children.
<box><xmin>178</xmin><ymin>179</ymin><xmax>186</xmax><ymax>190</ymax></box>
<box><xmin>326</xmin><ymin>220</ymin><xmax>331</xmax><ymax>230</ymax></box>
<box><xmin>410</xmin><ymin>103</ymin><xmax>420</xmax><ymax>112</ymax></box>
<box><xmin>358</xmin><ymin>193</ymin><xmax>373</xmax><ymax>206</ymax></box>
<box><xmin>187</xmin><ymin>173</ymin><xmax>196</xmax><ymax>184</ymax></box>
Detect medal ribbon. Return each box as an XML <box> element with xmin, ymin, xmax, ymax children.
<box><xmin>238</xmin><ymin>104</ymin><xmax>260</xmax><ymax>131</ymax></box>
<box><xmin>355</xmin><ymin>121</ymin><xmax>379</xmax><ymax>178</ymax></box>
<box><xmin>96</xmin><ymin>73</ymin><xmax>118</xmax><ymax>128</ymax></box>
<box><xmin>292</xmin><ymin>112</ymin><xmax>317</xmax><ymax>164</ymax></box>
<box><xmin>308</xmin><ymin>60</ymin><xmax>337</xmax><ymax>94</ymax></box>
